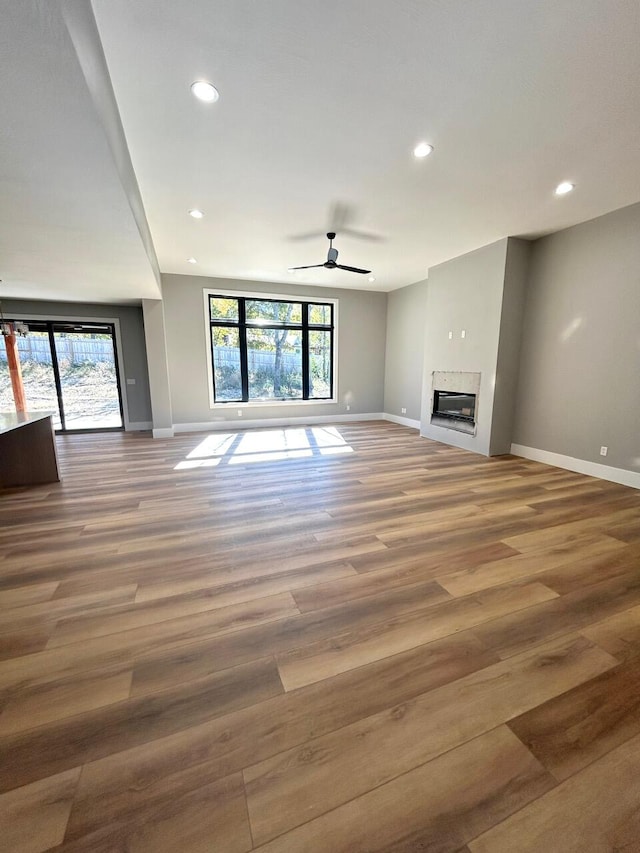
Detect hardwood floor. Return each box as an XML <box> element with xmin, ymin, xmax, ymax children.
<box><xmin>0</xmin><ymin>421</ymin><xmax>639</xmax><ymax>852</ymax></box>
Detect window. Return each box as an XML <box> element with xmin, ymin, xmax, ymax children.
<box><xmin>208</xmin><ymin>293</ymin><xmax>335</xmax><ymax>404</ymax></box>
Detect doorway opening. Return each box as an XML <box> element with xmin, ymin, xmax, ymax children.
<box><xmin>0</xmin><ymin>320</ymin><xmax>124</xmax><ymax>432</ymax></box>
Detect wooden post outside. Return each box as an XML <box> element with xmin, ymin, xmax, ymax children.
<box><xmin>4</xmin><ymin>328</ymin><xmax>27</xmax><ymax>412</ymax></box>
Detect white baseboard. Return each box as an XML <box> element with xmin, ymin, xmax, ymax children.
<box><xmin>173</xmin><ymin>412</ymin><xmax>385</xmax><ymax>433</ymax></box>
<box><xmin>152</xmin><ymin>427</ymin><xmax>175</xmax><ymax>439</ymax></box>
<box><xmin>126</xmin><ymin>421</ymin><xmax>152</xmax><ymax>432</ymax></box>
<box><xmin>383</xmin><ymin>412</ymin><xmax>421</xmax><ymax>430</ymax></box>
<box><xmin>511</xmin><ymin>443</ymin><xmax>640</xmax><ymax>490</ymax></box>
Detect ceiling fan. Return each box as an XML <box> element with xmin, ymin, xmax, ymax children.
<box><xmin>288</xmin><ymin>232</ymin><xmax>371</xmax><ymax>275</ymax></box>
<box><xmin>289</xmin><ymin>202</ymin><xmax>383</xmax><ymax>243</ymax></box>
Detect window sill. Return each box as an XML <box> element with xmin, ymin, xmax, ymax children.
<box><xmin>211</xmin><ymin>398</ymin><xmax>337</xmax><ymax>410</ymax></box>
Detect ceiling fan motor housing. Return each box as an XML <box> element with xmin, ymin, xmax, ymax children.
<box><xmin>288</xmin><ymin>230</ymin><xmax>370</xmax><ymax>274</ymax></box>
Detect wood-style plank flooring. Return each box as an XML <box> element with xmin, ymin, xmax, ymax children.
<box><xmin>1</xmin><ymin>421</ymin><xmax>639</xmax><ymax>852</ymax></box>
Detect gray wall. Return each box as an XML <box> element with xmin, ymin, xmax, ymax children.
<box><xmin>161</xmin><ymin>274</ymin><xmax>387</xmax><ymax>426</ymax></box>
<box><xmin>513</xmin><ymin>201</ymin><xmax>640</xmax><ymax>475</ymax></box>
<box><xmin>383</xmin><ymin>278</ymin><xmax>428</xmax><ymax>422</ymax></box>
<box><xmin>420</xmin><ymin>239</ymin><xmax>509</xmax><ymax>455</ymax></box>
<box><xmin>1</xmin><ymin>298</ymin><xmax>152</xmax><ymax>425</ymax></box>
<box><xmin>489</xmin><ymin>238</ymin><xmax>531</xmax><ymax>455</ymax></box>
<box><xmin>142</xmin><ymin>298</ymin><xmax>173</xmax><ymax>432</ymax></box>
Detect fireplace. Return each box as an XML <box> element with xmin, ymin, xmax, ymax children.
<box><xmin>431</xmin><ymin>389</ymin><xmax>477</xmax><ymax>434</ymax></box>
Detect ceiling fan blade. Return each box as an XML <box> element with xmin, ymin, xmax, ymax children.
<box><xmin>288</xmin><ymin>231</ymin><xmax>327</xmax><ymax>242</ymax></box>
<box><xmin>290</xmin><ymin>201</ymin><xmax>356</xmax><ymax>240</ymax></box>
<box><xmin>329</xmin><ymin>201</ymin><xmax>352</xmax><ymax>232</ymax></box>
<box><xmin>341</xmin><ymin>227</ymin><xmax>385</xmax><ymax>243</ymax></box>
<box><xmin>336</xmin><ymin>264</ymin><xmax>371</xmax><ymax>274</ymax></box>
<box><xmin>288</xmin><ymin>264</ymin><xmax>325</xmax><ymax>270</ymax></box>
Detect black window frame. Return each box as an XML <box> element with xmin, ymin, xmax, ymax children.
<box><xmin>208</xmin><ymin>294</ymin><xmax>335</xmax><ymax>404</ymax></box>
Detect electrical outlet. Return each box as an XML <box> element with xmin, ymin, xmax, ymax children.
<box><xmin>600</xmin><ymin>446</ymin><xmax>608</xmax><ymax>456</ymax></box>
<box><xmin>461</xmin><ymin>329</ymin><xmax>466</xmax><ymax>338</ymax></box>
<box><xmin>237</xmin><ymin>409</ymin><xmax>243</xmax><ymax>416</ymax></box>
<box><xmin>401</xmin><ymin>407</ymin><xmax>407</xmax><ymax>414</ymax></box>
<box><xmin>346</xmin><ymin>404</ymin><xmax>351</xmax><ymax>411</ymax></box>
<box><xmin>126</xmin><ymin>378</ymin><xmax>136</xmax><ymax>385</ymax></box>
<box><xmin>448</xmin><ymin>331</ymin><xmax>453</xmax><ymax>339</ymax></box>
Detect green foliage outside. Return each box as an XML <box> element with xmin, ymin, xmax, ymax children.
<box><xmin>210</xmin><ymin>296</ymin><xmax>332</xmax><ymax>401</ymax></box>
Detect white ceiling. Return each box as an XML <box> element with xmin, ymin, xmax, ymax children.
<box><xmin>2</xmin><ymin>0</ymin><xmax>640</xmax><ymax>301</ymax></box>
<box><xmin>0</xmin><ymin>2</ymin><xmax>160</xmax><ymax>304</ymax></box>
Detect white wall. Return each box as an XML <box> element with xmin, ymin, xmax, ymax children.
<box><xmin>160</xmin><ymin>273</ymin><xmax>387</xmax><ymax>428</ymax></box>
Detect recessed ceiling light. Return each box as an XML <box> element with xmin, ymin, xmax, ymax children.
<box><xmin>413</xmin><ymin>142</ymin><xmax>434</xmax><ymax>159</ymax></box>
<box><xmin>555</xmin><ymin>181</ymin><xmax>575</xmax><ymax>196</ymax></box>
<box><xmin>188</xmin><ymin>209</ymin><xmax>204</xmax><ymax>219</ymax></box>
<box><xmin>368</xmin><ymin>276</ymin><xmax>376</xmax><ymax>282</ymax></box>
<box><xmin>187</xmin><ymin>257</ymin><xmax>197</xmax><ymax>264</ymax></box>
<box><xmin>190</xmin><ymin>81</ymin><xmax>219</xmax><ymax>103</ymax></box>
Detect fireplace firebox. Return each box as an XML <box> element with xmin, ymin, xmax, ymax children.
<box><xmin>431</xmin><ymin>390</ymin><xmax>477</xmax><ymax>434</ymax></box>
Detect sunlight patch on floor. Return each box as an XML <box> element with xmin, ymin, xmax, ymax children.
<box><xmin>174</xmin><ymin>426</ymin><xmax>353</xmax><ymax>470</ymax></box>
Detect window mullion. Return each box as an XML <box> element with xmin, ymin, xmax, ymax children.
<box><xmin>301</xmin><ymin>304</ymin><xmax>310</xmax><ymax>400</ymax></box>
<box><xmin>239</xmin><ymin>299</ymin><xmax>249</xmax><ymax>402</ymax></box>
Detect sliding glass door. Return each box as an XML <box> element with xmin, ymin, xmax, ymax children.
<box><xmin>0</xmin><ymin>320</ymin><xmax>124</xmax><ymax>431</ymax></box>
<box><xmin>52</xmin><ymin>325</ymin><xmax>123</xmax><ymax>429</ymax></box>
<box><xmin>0</xmin><ymin>328</ymin><xmax>61</xmax><ymax>428</ymax></box>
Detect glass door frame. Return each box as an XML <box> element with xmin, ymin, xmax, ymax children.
<box><xmin>7</xmin><ymin>318</ymin><xmax>125</xmax><ymax>434</ymax></box>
